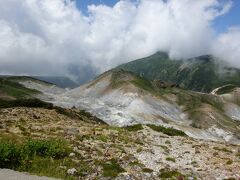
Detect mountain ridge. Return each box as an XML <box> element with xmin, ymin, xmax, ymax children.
<box><xmin>1</xmin><ymin>70</ymin><xmax>240</xmax><ymax>179</ymax></box>
<box><xmin>116</xmin><ymin>52</ymin><xmax>240</xmax><ymax>93</ymax></box>
<box><xmin>30</xmin><ymin>69</ymin><xmax>240</xmax><ymax>144</ymax></box>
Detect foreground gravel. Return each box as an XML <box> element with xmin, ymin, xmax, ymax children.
<box><xmin>0</xmin><ymin>169</ymin><xmax>59</xmax><ymax>180</ymax></box>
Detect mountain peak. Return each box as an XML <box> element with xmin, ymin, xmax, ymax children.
<box><xmin>117</xmin><ymin>52</ymin><xmax>240</xmax><ymax>92</ymax></box>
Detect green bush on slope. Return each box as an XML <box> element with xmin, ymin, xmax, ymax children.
<box><xmin>0</xmin><ymin>98</ymin><xmax>53</xmax><ymax>109</ymax></box>
<box><xmin>0</xmin><ymin>139</ymin><xmax>70</xmax><ymax>169</ymax></box>
<box><xmin>147</xmin><ymin>124</ymin><xmax>187</xmax><ymax>136</ymax></box>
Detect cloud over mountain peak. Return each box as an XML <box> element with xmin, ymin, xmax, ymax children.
<box><xmin>0</xmin><ymin>0</ymin><xmax>239</xmax><ymax>82</ymax></box>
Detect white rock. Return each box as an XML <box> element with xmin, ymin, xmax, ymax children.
<box><xmin>67</xmin><ymin>168</ymin><xmax>77</xmax><ymax>175</ymax></box>
<box><xmin>73</xmin><ymin>147</ymin><xmax>78</xmax><ymax>152</ymax></box>
<box><xmin>69</xmin><ymin>152</ymin><xmax>76</xmax><ymax>157</ymax></box>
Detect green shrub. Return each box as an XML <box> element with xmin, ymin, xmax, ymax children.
<box><xmin>0</xmin><ymin>139</ymin><xmax>70</xmax><ymax>169</ymax></box>
<box><xmin>226</xmin><ymin>160</ymin><xmax>233</xmax><ymax>165</ymax></box>
<box><xmin>21</xmin><ymin>139</ymin><xmax>70</xmax><ymax>159</ymax></box>
<box><xmin>125</xmin><ymin>124</ymin><xmax>144</xmax><ymax>131</ymax></box>
<box><xmin>166</xmin><ymin>157</ymin><xmax>176</xmax><ymax>162</ymax></box>
<box><xmin>213</xmin><ymin>147</ymin><xmax>232</xmax><ymax>153</ymax></box>
<box><xmin>147</xmin><ymin>124</ymin><xmax>186</xmax><ymax>136</ymax></box>
<box><xmin>216</xmin><ymin>85</ymin><xmax>237</xmax><ymax>95</ymax></box>
<box><xmin>191</xmin><ymin>161</ymin><xmax>197</xmax><ymax>165</ymax></box>
<box><xmin>129</xmin><ymin>161</ymin><xmax>144</xmax><ymax>167</ymax></box>
<box><xmin>165</xmin><ymin>140</ymin><xmax>171</xmax><ymax>144</ymax></box>
<box><xmin>136</xmin><ymin>147</ymin><xmax>143</xmax><ymax>153</ymax></box>
<box><xmin>159</xmin><ymin>168</ymin><xmax>184</xmax><ymax>178</ymax></box>
<box><xmin>159</xmin><ymin>145</ymin><xmax>170</xmax><ymax>153</ymax></box>
<box><xmin>99</xmin><ymin>159</ymin><xmax>126</xmax><ymax>177</ymax></box>
<box><xmin>0</xmin><ymin>98</ymin><xmax>53</xmax><ymax>109</ymax></box>
<box><xmin>142</xmin><ymin>168</ymin><xmax>153</xmax><ymax>173</ymax></box>
<box><xmin>0</xmin><ymin>142</ymin><xmax>20</xmax><ymax>168</ymax></box>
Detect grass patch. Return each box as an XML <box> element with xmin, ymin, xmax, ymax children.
<box><xmin>96</xmin><ymin>135</ymin><xmax>109</xmax><ymax>142</ymax></box>
<box><xmin>136</xmin><ymin>147</ymin><xmax>143</xmax><ymax>153</ymax></box>
<box><xmin>236</xmin><ymin>151</ymin><xmax>240</xmax><ymax>157</ymax></box>
<box><xmin>0</xmin><ymin>138</ymin><xmax>74</xmax><ymax>179</ymax></box>
<box><xmin>159</xmin><ymin>168</ymin><xmax>184</xmax><ymax>179</ymax></box>
<box><xmin>21</xmin><ymin>139</ymin><xmax>70</xmax><ymax>159</ymax></box>
<box><xmin>131</xmin><ymin>76</ymin><xmax>154</xmax><ymax>92</ymax></box>
<box><xmin>158</xmin><ymin>145</ymin><xmax>170</xmax><ymax>154</ymax></box>
<box><xmin>226</xmin><ymin>159</ymin><xmax>233</xmax><ymax>165</ymax></box>
<box><xmin>216</xmin><ymin>85</ymin><xmax>237</xmax><ymax>95</ymax></box>
<box><xmin>166</xmin><ymin>157</ymin><xmax>176</xmax><ymax>162</ymax></box>
<box><xmin>19</xmin><ymin>157</ymin><xmax>75</xmax><ymax>180</ymax></box>
<box><xmin>98</xmin><ymin>159</ymin><xmax>126</xmax><ymax>177</ymax></box>
<box><xmin>213</xmin><ymin>147</ymin><xmax>232</xmax><ymax>153</ymax></box>
<box><xmin>129</xmin><ymin>161</ymin><xmax>144</xmax><ymax>167</ymax></box>
<box><xmin>0</xmin><ymin>141</ymin><xmax>20</xmax><ymax>168</ymax></box>
<box><xmin>110</xmin><ymin>70</ymin><xmax>154</xmax><ymax>91</ymax></box>
<box><xmin>177</xmin><ymin>91</ymin><xmax>224</xmax><ymax>112</ymax></box>
<box><xmin>165</xmin><ymin>140</ymin><xmax>171</xmax><ymax>144</ymax></box>
<box><xmin>0</xmin><ymin>78</ymin><xmax>39</xmax><ymax>99</ymax></box>
<box><xmin>142</xmin><ymin>168</ymin><xmax>153</xmax><ymax>173</ymax></box>
<box><xmin>0</xmin><ymin>139</ymin><xmax>70</xmax><ymax>169</ymax></box>
<box><xmin>0</xmin><ymin>98</ymin><xmax>53</xmax><ymax>109</ymax></box>
<box><xmin>191</xmin><ymin>161</ymin><xmax>197</xmax><ymax>165</ymax></box>
<box><xmin>125</xmin><ymin>124</ymin><xmax>144</xmax><ymax>132</ymax></box>
<box><xmin>147</xmin><ymin>124</ymin><xmax>186</xmax><ymax>136</ymax></box>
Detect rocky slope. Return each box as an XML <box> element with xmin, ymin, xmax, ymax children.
<box><xmin>0</xmin><ymin>74</ymin><xmax>240</xmax><ymax>179</ymax></box>
<box><xmin>0</xmin><ymin>76</ymin><xmax>66</xmax><ymax>101</ymax></box>
<box><xmin>0</xmin><ymin>106</ymin><xmax>239</xmax><ymax>179</ymax></box>
<box><xmin>34</xmin><ymin>70</ymin><xmax>239</xmax><ymax>144</ymax></box>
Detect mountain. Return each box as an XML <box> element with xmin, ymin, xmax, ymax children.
<box><xmin>29</xmin><ymin>69</ymin><xmax>240</xmax><ymax>144</ymax></box>
<box><xmin>0</xmin><ymin>76</ymin><xmax>48</xmax><ymax>100</ymax></box>
<box><xmin>31</xmin><ymin>76</ymin><xmax>78</xmax><ymax>89</ymax></box>
<box><xmin>0</xmin><ymin>76</ymin><xmax>239</xmax><ymax>179</ymax></box>
<box><xmin>1</xmin><ymin>73</ymin><xmax>240</xmax><ymax>179</ymax></box>
<box><xmin>116</xmin><ymin>52</ymin><xmax>240</xmax><ymax>93</ymax></box>
<box><xmin>0</xmin><ymin>75</ymin><xmax>66</xmax><ymax>102</ymax></box>
<box><xmin>7</xmin><ymin>59</ymin><xmax>240</xmax><ymax>144</ymax></box>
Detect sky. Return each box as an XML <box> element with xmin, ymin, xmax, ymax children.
<box><xmin>77</xmin><ymin>0</ymin><xmax>240</xmax><ymax>33</ymax></box>
<box><xmin>0</xmin><ymin>0</ymin><xmax>239</xmax><ymax>83</ymax></box>
<box><xmin>76</xmin><ymin>0</ymin><xmax>119</xmax><ymax>14</ymax></box>
<box><xmin>213</xmin><ymin>0</ymin><xmax>240</xmax><ymax>32</ymax></box>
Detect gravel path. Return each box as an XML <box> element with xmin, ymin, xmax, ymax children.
<box><xmin>0</xmin><ymin>169</ymin><xmax>59</xmax><ymax>180</ymax></box>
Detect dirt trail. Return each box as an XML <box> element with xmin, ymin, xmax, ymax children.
<box><xmin>0</xmin><ymin>169</ymin><xmax>58</xmax><ymax>180</ymax></box>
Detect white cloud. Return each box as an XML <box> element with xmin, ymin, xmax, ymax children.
<box><xmin>0</xmin><ymin>0</ymin><xmax>238</xmax><ymax>82</ymax></box>
<box><xmin>213</xmin><ymin>27</ymin><xmax>240</xmax><ymax>68</ymax></box>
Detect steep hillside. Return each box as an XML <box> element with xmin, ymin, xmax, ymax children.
<box><xmin>0</xmin><ymin>76</ymin><xmax>41</xmax><ymax>100</ymax></box>
<box><xmin>116</xmin><ymin>52</ymin><xmax>240</xmax><ymax>93</ymax></box>
<box><xmin>0</xmin><ymin>76</ymin><xmax>66</xmax><ymax>103</ymax></box>
<box><xmin>0</xmin><ymin>105</ymin><xmax>239</xmax><ymax>179</ymax></box>
<box><xmin>43</xmin><ymin>70</ymin><xmax>240</xmax><ymax>144</ymax></box>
